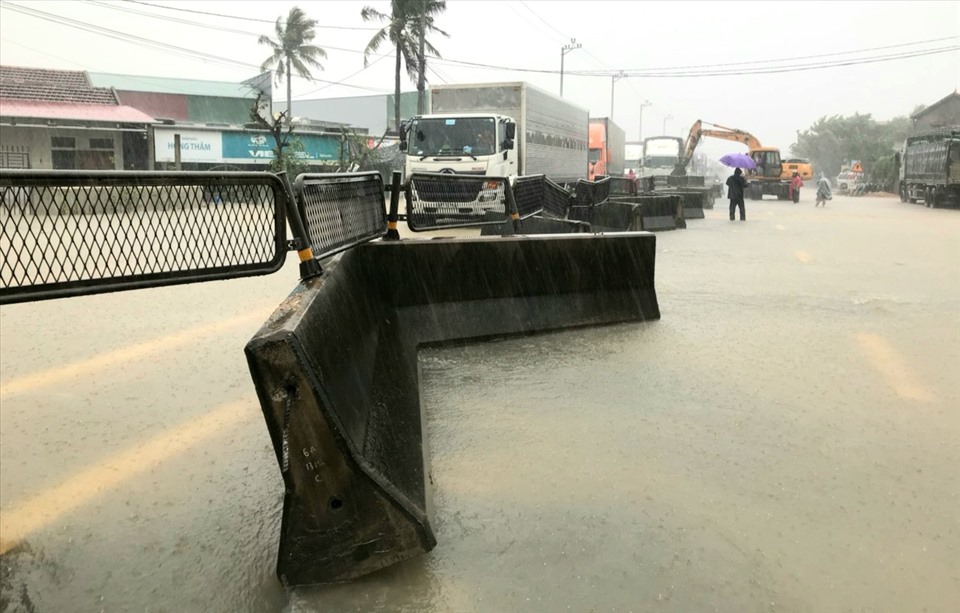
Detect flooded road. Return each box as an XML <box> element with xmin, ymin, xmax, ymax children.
<box><xmin>2</xmin><ymin>193</ymin><xmax>958</xmax><ymax>612</ymax></box>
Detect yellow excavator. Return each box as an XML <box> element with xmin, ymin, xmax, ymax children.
<box><xmin>675</xmin><ymin>120</ymin><xmax>813</xmax><ymax>200</ymax></box>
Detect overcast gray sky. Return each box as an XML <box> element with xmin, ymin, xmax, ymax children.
<box><xmin>1</xmin><ymin>1</ymin><xmax>958</xmax><ymax>161</ymax></box>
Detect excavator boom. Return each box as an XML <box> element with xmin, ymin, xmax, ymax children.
<box><xmin>675</xmin><ymin>120</ymin><xmax>771</xmax><ymax>175</ymax></box>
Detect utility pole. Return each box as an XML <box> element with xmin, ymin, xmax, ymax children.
<box><xmin>638</xmin><ymin>100</ymin><xmax>651</xmax><ymax>141</ymax></box>
<box><xmin>610</xmin><ymin>71</ymin><xmax>625</xmax><ymax>118</ymax></box>
<box><xmin>663</xmin><ymin>114</ymin><xmax>673</xmax><ymax>135</ymax></box>
<box><xmin>417</xmin><ymin>4</ymin><xmax>427</xmax><ymax>114</ymax></box>
<box><xmin>560</xmin><ymin>38</ymin><xmax>581</xmax><ymax>98</ymax></box>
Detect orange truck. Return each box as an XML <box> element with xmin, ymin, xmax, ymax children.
<box><xmin>588</xmin><ymin>117</ymin><xmax>626</xmax><ymax>181</ymax></box>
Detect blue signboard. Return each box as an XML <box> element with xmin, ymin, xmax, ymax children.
<box><xmin>221</xmin><ymin>131</ymin><xmax>340</xmax><ymax>163</ymax></box>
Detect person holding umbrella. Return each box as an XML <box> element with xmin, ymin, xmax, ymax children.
<box><xmin>719</xmin><ymin>153</ymin><xmax>755</xmax><ymax>221</ymax></box>
<box><xmin>726</xmin><ymin>168</ymin><xmax>749</xmax><ymax>221</ymax></box>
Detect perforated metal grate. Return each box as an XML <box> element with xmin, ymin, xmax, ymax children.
<box><xmin>294</xmin><ymin>172</ymin><xmax>387</xmax><ymax>260</ymax></box>
<box><xmin>406</xmin><ymin>173</ymin><xmax>509</xmax><ymax>231</ymax></box>
<box><xmin>0</xmin><ymin>170</ymin><xmax>287</xmax><ymax>304</ymax></box>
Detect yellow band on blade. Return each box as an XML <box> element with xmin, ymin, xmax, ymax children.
<box><xmin>297</xmin><ymin>248</ymin><xmax>315</xmax><ymax>262</ymax></box>
<box><xmin>388</xmin><ymin>221</ymin><xmax>398</xmax><ymax>230</ymax></box>
<box><xmin>510</xmin><ymin>213</ymin><xmax>520</xmax><ymax>220</ymax></box>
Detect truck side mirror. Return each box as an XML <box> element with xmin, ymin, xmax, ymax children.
<box><xmin>505</xmin><ymin>122</ymin><xmax>516</xmax><ymax>140</ymax></box>
<box><xmin>398</xmin><ymin>119</ymin><xmax>410</xmax><ymax>151</ymax></box>
<box><xmin>503</xmin><ymin>138</ymin><xmax>515</xmax><ymax>150</ymax></box>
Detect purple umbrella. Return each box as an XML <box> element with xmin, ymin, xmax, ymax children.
<box><xmin>719</xmin><ymin>153</ymin><xmax>757</xmax><ymax>169</ymax></box>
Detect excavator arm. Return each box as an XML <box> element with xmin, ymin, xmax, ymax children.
<box><xmin>673</xmin><ymin>120</ymin><xmax>766</xmax><ymax>175</ymax></box>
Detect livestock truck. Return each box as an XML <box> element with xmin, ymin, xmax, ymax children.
<box><xmin>400</xmin><ymin>81</ymin><xmax>589</xmax><ymax>185</ymax></box>
<box><xmin>898</xmin><ymin>127</ymin><xmax>960</xmax><ymax>208</ymax></box>
<box><xmin>588</xmin><ymin>117</ymin><xmax>626</xmax><ymax>181</ymax></box>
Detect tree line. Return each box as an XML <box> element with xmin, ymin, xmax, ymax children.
<box><xmin>792</xmin><ymin>107</ymin><xmax>924</xmax><ymax>191</ymax></box>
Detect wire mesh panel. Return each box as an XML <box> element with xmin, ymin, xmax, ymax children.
<box><xmin>512</xmin><ymin>175</ymin><xmax>545</xmax><ymax>220</ymax></box>
<box><xmin>0</xmin><ymin>170</ymin><xmax>287</xmax><ymax>305</ymax></box>
<box><xmin>608</xmin><ymin>177</ymin><xmax>637</xmax><ymax>196</ymax></box>
<box><xmin>575</xmin><ymin>178</ymin><xmax>612</xmax><ymax>207</ymax></box>
<box><xmin>294</xmin><ymin>172</ymin><xmax>387</xmax><ymax>260</ymax></box>
<box><xmin>542</xmin><ymin>178</ymin><xmax>573</xmax><ymax>219</ymax></box>
<box><xmin>406</xmin><ymin>173</ymin><xmax>509</xmax><ymax>231</ymax></box>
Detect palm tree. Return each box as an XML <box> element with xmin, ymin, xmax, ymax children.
<box><xmin>259</xmin><ymin>7</ymin><xmax>327</xmax><ymax>126</ymax></box>
<box><xmin>361</xmin><ymin>1</ymin><xmax>447</xmax><ymax>134</ymax></box>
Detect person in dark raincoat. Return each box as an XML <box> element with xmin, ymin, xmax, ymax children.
<box><xmin>726</xmin><ymin>167</ymin><xmax>748</xmax><ymax>221</ymax></box>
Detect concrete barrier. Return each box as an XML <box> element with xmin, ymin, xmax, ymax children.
<box><xmin>666</xmin><ymin>175</ymin><xmax>705</xmax><ymax>187</ymax></box>
<box><xmin>608</xmin><ymin>195</ymin><xmax>685</xmax><ymax>231</ymax></box>
<box><xmin>480</xmin><ymin>215</ymin><xmax>591</xmax><ymax>236</ymax></box>
<box><xmin>656</xmin><ymin>189</ymin><xmax>709</xmax><ymax>219</ymax></box>
<box><xmin>245</xmin><ymin>233</ymin><xmax>660</xmax><ymax>586</ymax></box>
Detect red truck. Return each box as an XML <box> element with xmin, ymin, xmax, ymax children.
<box><xmin>588</xmin><ymin>117</ymin><xmax>626</xmax><ymax>181</ymax></box>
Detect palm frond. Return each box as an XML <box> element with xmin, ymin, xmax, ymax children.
<box><xmin>290</xmin><ymin>56</ymin><xmax>320</xmax><ymax>80</ymax></box>
<box><xmin>363</xmin><ymin>28</ymin><xmax>388</xmax><ymax>65</ymax></box>
<box><xmin>361</xmin><ymin>6</ymin><xmax>387</xmax><ymax>22</ymax></box>
<box><xmin>298</xmin><ymin>44</ymin><xmax>328</xmax><ymax>62</ymax></box>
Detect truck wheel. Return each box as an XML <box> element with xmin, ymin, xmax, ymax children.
<box><xmin>928</xmin><ymin>188</ymin><xmax>939</xmax><ymax>209</ymax></box>
<box><xmin>899</xmin><ymin>186</ymin><xmax>908</xmax><ymax>203</ymax></box>
<box><xmin>924</xmin><ymin>188</ymin><xmax>932</xmax><ymax>208</ymax></box>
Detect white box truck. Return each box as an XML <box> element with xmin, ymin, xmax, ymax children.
<box><xmin>400</xmin><ymin>81</ymin><xmax>589</xmax><ymax>184</ymax></box>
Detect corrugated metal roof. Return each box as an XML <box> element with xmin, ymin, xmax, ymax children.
<box><xmin>88</xmin><ymin>72</ymin><xmax>258</xmax><ymax>99</ymax></box>
<box><xmin>0</xmin><ymin>65</ymin><xmax>117</xmax><ymax>105</ymax></box>
<box><xmin>0</xmin><ymin>99</ymin><xmax>156</xmax><ymax>123</ymax></box>
<box><xmin>911</xmin><ymin>92</ymin><xmax>960</xmax><ymax>119</ymax></box>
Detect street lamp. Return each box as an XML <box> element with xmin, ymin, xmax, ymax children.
<box><xmin>663</xmin><ymin>114</ymin><xmax>673</xmax><ymax>135</ymax></box>
<box><xmin>610</xmin><ymin>71</ymin><xmax>625</xmax><ymax>118</ymax></box>
<box><xmin>638</xmin><ymin>100</ymin><xmax>651</xmax><ymax>141</ymax></box>
<box><xmin>559</xmin><ymin>38</ymin><xmax>582</xmax><ymax>98</ymax></box>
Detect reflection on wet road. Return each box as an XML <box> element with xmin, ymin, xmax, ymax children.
<box><xmin>2</xmin><ymin>195</ymin><xmax>958</xmax><ymax>612</ymax></box>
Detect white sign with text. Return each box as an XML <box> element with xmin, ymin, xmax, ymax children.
<box><xmin>154</xmin><ymin>129</ymin><xmax>223</xmax><ymax>163</ymax></box>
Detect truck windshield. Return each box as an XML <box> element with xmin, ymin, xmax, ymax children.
<box><xmin>588</xmin><ymin>148</ymin><xmax>602</xmax><ymax>163</ymax></box>
<box><xmin>644</xmin><ymin>156</ymin><xmax>678</xmax><ymax>168</ymax></box>
<box><xmin>409</xmin><ymin>117</ymin><xmax>497</xmax><ymax>157</ymax></box>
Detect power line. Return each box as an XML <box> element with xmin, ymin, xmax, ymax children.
<box><xmin>120</xmin><ymin>0</ymin><xmax>379</xmax><ymax>30</ymax></box>
<box><xmin>293</xmin><ymin>54</ymin><xmax>391</xmax><ymax>99</ymax></box>
<box><xmin>2</xmin><ymin>2</ymin><xmax>392</xmax><ymax>93</ymax></box>
<box><xmin>85</xmin><ymin>0</ymin><xmax>264</xmax><ymax>37</ymax></box>
<box><xmin>612</xmin><ymin>35</ymin><xmax>960</xmax><ymax>74</ymax></box>
<box><xmin>505</xmin><ymin>2</ymin><xmax>566</xmax><ymax>45</ymax></box>
<box><xmin>616</xmin><ymin>46</ymin><xmax>960</xmax><ymax>77</ymax></box>
<box><xmin>518</xmin><ymin>1</ymin><xmax>569</xmax><ymax>40</ymax></box>
<box><xmin>3</xmin><ymin>2</ymin><xmax>261</xmax><ymax>71</ymax></box>
<box><xmin>428</xmin><ymin>44</ymin><xmax>959</xmax><ymax>78</ymax></box>
<box><xmin>4</xmin><ymin>1</ymin><xmax>956</xmax><ymax>85</ymax></box>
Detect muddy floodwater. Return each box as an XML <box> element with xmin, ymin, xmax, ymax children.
<box><xmin>2</xmin><ymin>194</ymin><xmax>958</xmax><ymax>612</ymax></box>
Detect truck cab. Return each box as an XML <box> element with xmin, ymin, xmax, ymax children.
<box><xmin>401</xmin><ymin>113</ymin><xmax>517</xmax><ymax>179</ymax></box>
<box><xmin>639</xmin><ymin>136</ymin><xmax>683</xmax><ymax>178</ymax></box>
<box><xmin>588</xmin><ymin>122</ymin><xmax>607</xmax><ymax>180</ymax></box>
